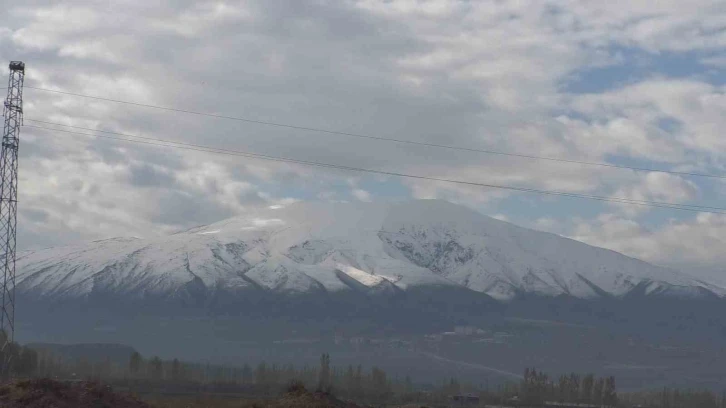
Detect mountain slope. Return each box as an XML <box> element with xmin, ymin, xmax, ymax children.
<box><xmin>16</xmin><ymin>200</ymin><xmax>726</xmax><ymax>302</ymax></box>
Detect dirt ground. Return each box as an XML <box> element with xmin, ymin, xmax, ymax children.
<box><xmin>0</xmin><ymin>379</ymin><xmax>365</xmax><ymax>408</ymax></box>
<box><xmin>146</xmin><ymin>383</ymin><xmax>365</xmax><ymax>408</ymax></box>
<box><xmin>0</xmin><ymin>378</ymin><xmax>150</xmax><ymax>408</ymax></box>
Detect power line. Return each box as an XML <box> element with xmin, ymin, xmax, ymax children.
<box><xmin>25</xmin><ymin>122</ymin><xmax>725</xmax><ymax>213</ymax></box>
<box><xmin>25</xmin><ymin>120</ymin><xmax>726</xmax><ymax>213</ymax></box>
<box><xmin>23</xmin><ymin>86</ymin><xmax>726</xmax><ymax>180</ymax></box>
<box><xmin>24</xmin><ymin>123</ymin><xmax>726</xmax><ymax>215</ymax></box>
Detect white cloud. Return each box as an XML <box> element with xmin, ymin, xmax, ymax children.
<box><xmin>151</xmin><ymin>2</ymin><xmax>252</xmax><ymax>37</ymax></box>
<box><xmin>534</xmin><ymin>217</ymin><xmax>559</xmax><ymax>231</ymax></box>
<box><xmin>12</xmin><ymin>5</ymin><xmax>103</xmax><ymax>50</ymax></box>
<box><xmin>569</xmin><ymin>79</ymin><xmax>726</xmax><ymax>157</ymax></box>
<box><xmin>352</xmin><ymin>188</ymin><xmax>372</xmax><ymax>202</ymax></box>
<box><xmin>3</xmin><ymin>0</ymin><xmax>726</xmax><ymax>270</ymax></box>
<box><xmin>492</xmin><ymin>214</ymin><xmax>510</xmax><ymax>222</ymax></box>
<box><xmin>702</xmin><ymin>56</ymin><xmax>726</xmax><ymax>68</ymax></box>
<box><xmin>58</xmin><ymin>40</ymin><xmax>122</xmax><ymax>63</ymax></box>
<box><xmin>609</xmin><ymin>172</ymin><xmax>699</xmax><ymax>216</ymax></box>
<box><xmin>556</xmin><ymin>0</ymin><xmax>726</xmax><ymax>52</ymax></box>
<box><xmin>570</xmin><ymin>212</ymin><xmax>726</xmax><ymax>273</ymax></box>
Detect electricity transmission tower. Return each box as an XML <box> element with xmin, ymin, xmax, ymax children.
<box><xmin>0</xmin><ymin>61</ymin><xmax>25</xmax><ymax>364</ymax></box>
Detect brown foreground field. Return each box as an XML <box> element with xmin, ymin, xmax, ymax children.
<box><xmin>147</xmin><ymin>382</ymin><xmax>362</xmax><ymax>408</ymax></box>
<box><xmin>0</xmin><ymin>379</ymin><xmax>364</xmax><ymax>408</ymax></box>
<box><xmin>0</xmin><ymin>378</ymin><xmax>149</xmax><ymax>408</ymax></box>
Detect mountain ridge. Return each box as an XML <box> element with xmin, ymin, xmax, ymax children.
<box><xmin>15</xmin><ymin>199</ymin><xmax>726</xmax><ymax>303</ymax></box>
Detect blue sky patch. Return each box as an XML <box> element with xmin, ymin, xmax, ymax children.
<box><xmin>562</xmin><ymin>46</ymin><xmax>726</xmax><ymax>94</ymax></box>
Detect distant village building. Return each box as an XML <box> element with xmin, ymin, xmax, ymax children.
<box><xmin>454</xmin><ymin>325</ymin><xmax>477</xmax><ymax>335</ymax></box>
<box><xmin>450</xmin><ymin>393</ymin><xmax>480</xmax><ymax>407</ymax></box>
<box><xmin>350</xmin><ymin>336</ymin><xmax>366</xmax><ymax>346</ymax></box>
<box><xmin>475</xmin><ymin>337</ymin><xmax>504</xmax><ymax>344</ymax></box>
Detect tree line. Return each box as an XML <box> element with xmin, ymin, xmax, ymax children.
<box><xmin>4</xmin><ymin>335</ymin><xmax>726</xmax><ymax>408</ymax></box>
<box><xmin>619</xmin><ymin>387</ymin><xmax>726</xmax><ymax>408</ymax></box>
<box><xmin>0</xmin><ymin>331</ymin><xmax>40</xmax><ymax>378</ymax></box>
<box><xmin>520</xmin><ymin>368</ymin><xmax>617</xmax><ymax>406</ymax></box>
<box><xmin>1</xmin><ymin>344</ymin><xmax>404</xmax><ymax>404</ymax></box>
<box><xmin>126</xmin><ymin>352</ymin><xmax>399</xmax><ymax>403</ymax></box>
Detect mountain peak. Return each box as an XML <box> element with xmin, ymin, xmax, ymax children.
<box><xmin>16</xmin><ymin>200</ymin><xmax>726</xmax><ymax>302</ymax></box>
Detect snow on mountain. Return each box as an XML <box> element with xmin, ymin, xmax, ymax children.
<box><xmin>16</xmin><ymin>200</ymin><xmax>726</xmax><ymax>302</ymax></box>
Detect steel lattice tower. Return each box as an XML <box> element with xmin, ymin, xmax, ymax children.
<box><xmin>0</xmin><ymin>61</ymin><xmax>24</xmax><ymax>353</ymax></box>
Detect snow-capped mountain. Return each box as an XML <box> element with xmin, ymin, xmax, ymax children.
<box><xmin>16</xmin><ymin>200</ymin><xmax>726</xmax><ymax>302</ymax></box>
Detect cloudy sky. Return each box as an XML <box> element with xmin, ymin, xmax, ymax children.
<box><xmin>1</xmin><ymin>0</ymin><xmax>725</xmax><ymax>276</ymax></box>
